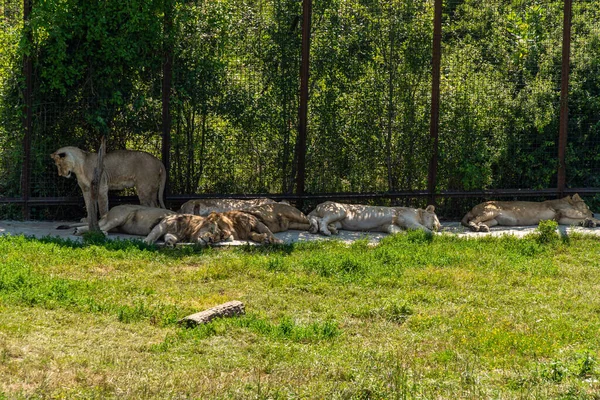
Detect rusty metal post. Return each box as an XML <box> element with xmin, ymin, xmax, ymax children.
<box><xmin>557</xmin><ymin>0</ymin><xmax>572</xmax><ymax>196</ymax></box>
<box><xmin>161</xmin><ymin>0</ymin><xmax>173</xmax><ymax>204</ymax></box>
<box><xmin>427</xmin><ymin>0</ymin><xmax>442</xmax><ymax>206</ymax></box>
<box><xmin>295</xmin><ymin>0</ymin><xmax>311</xmax><ymax>209</ymax></box>
<box><xmin>88</xmin><ymin>136</ymin><xmax>106</xmax><ymax>231</ymax></box>
<box><xmin>21</xmin><ymin>0</ymin><xmax>32</xmax><ymax>220</ymax></box>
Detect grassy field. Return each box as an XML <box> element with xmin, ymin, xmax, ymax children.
<box><xmin>1</xmin><ymin>224</ymin><xmax>600</xmax><ymax>399</ymax></box>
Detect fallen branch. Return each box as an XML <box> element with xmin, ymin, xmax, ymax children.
<box><xmin>179</xmin><ymin>300</ymin><xmax>245</xmax><ymax>327</ymax></box>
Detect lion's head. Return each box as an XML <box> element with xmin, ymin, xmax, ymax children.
<box><xmin>50</xmin><ymin>148</ymin><xmax>76</xmax><ymax>178</ymax></box>
<box><xmin>567</xmin><ymin>194</ymin><xmax>594</xmax><ymax>218</ymax></box>
<box><xmin>194</xmin><ymin>221</ymin><xmax>221</xmax><ymax>246</ymax></box>
<box><xmin>194</xmin><ymin>212</ymin><xmax>234</xmax><ymax>245</ymax></box>
<box><xmin>419</xmin><ymin>205</ymin><xmax>441</xmax><ymax>232</ymax></box>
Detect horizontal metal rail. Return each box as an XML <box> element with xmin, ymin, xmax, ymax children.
<box><xmin>1</xmin><ymin>188</ymin><xmax>597</xmax><ymax>208</ymax></box>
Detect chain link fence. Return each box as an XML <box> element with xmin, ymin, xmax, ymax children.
<box><xmin>1</xmin><ymin>0</ymin><xmax>599</xmax><ymax>220</ymax></box>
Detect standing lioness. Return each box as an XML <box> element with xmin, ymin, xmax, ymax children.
<box><xmin>51</xmin><ymin>146</ymin><xmax>166</xmax><ymax>221</ymax></box>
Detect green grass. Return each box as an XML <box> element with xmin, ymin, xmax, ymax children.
<box><xmin>2</xmin><ymin>228</ymin><xmax>600</xmax><ymax>398</ymax></box>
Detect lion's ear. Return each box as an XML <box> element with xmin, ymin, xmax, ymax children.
<box><xmin>425</xmin><ymin>205</ymin><xmax>435</xmax><ymax>213</ymax></box>
<box><xmin>573</xmin><ymin>193</ymin><xmax>582</xmax><ymax>201</ymax></box>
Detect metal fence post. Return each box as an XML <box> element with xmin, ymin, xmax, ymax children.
<box><xmin>427</xmin><ymin>0</ymin><xmax>442</xmax><ymax>206</ymax></box>
<box><xmin>162</xmin><ymin>0</ymin><xmax>173</xmax><ymax>205</ymax></box>
<box><xmin>21</xmin><ymin>0</ymin><xmax>33</xmax><ymax>220</ymax></box>
<box><xmin>88</xmin><ymin>136</ymin><xmax>106</xmax><ymax>231</ymax></box>
<box><xmin>295</xmin><ymin>0</ymin><xmax>311</xmax><ymax>209</ymax></box>
<box><xmin>557</xmin><ymin>0</ymin><xmax>572</xmax><ymax>196</ymax></box>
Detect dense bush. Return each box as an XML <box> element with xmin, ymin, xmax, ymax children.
<box><xmin>1</xmin><ymin>0</ymin><xmax>599</xmax><ymax>215</ymax></box>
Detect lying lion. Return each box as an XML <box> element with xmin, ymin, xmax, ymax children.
<box><xmin>70</xmin><ymin>205</ymin><xmax>175</xmax><ymax>236</ymax></box>
<box><xmin>144</xmin><ymin>211</ymin><xmax>283</xmax><ymax>246</ymax></box>
<box><xmin>51</xmin><ymin>146</ymin><xmax>167</xmax><ymax>221</ymax></box>
<box><xmin>178</xmin><ymin>198</ymin><xmax>277</xmax><ymax>215</ymax></box>
<box><xmin>461</xmin><ymin>194</ymin><xmax>600</xmax><ymax>232</ymax></box>
<box><xmin>307</xmin><ymin>201</ymin><xmax>441</xmax><ymax>236</ymax></box>
<box><xmin>243</xmin><ymin>203</ymin><xmax>312</xmax><ymax>233</ymax></box>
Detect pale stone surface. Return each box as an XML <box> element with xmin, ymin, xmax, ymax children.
<box><xmin>1</xmin><ymin>219</ymin><xmax>600</xmax><ymax>245</ymax></box>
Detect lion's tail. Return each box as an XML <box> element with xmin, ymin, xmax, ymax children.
<box><xmin>158</xmin><ymin>164</ymin><xmax>167</xmax><ymax>209</ymax></box>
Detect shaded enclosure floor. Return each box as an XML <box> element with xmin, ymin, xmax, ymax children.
<box><xmin>2</xmin><ymin>220</ymin><xmax>600</xmax><ymax>246</ymax></box>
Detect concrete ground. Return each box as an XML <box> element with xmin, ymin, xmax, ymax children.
<box><xmin>2</xmin><ymin>219</ymin><xmax>600</xmax><ymax>246</ymax></box>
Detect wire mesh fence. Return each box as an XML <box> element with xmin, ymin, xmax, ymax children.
<box><xmin>1</xmin><ymin>0</ymin><xmax>600</xmax><ymax>220</ymax></box>
<box><xmin>306</xmin><ymin>0</ymin><xmax>432</xmax><ymax>195</ymax></box>
<box><xmin>168</xmin><ymin>0</ymin><xmax>301</xmax><ymax>195</ymax></box>
<box><xmin>566</xmin><ymin>0</ymin><xmax>600</xmax><ymax>190</ymax></box>
<box><xmin>439</xmin><ymin>1</ymin><xmax>564</xmax><ymax>191</ymax></box>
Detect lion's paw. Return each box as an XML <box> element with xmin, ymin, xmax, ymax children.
<box><xmin>584</xmin><ymin>218</ymin><xmax>597</xmax><ymax>228</ymax></box>
<box><xmin>467</xmin><ymin>224</ymin><xmax>480</xmax><ymax>232</ymax></box>
<box><xmin>270</xmin><ymin>237</ymin><xmax>284</xmax><ymax>245</ymax></box>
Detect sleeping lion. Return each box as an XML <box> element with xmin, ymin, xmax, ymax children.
<box><xmin>178</xmin><ymin>198</ymin><xmax>277</xmax><ymax>215</ymax></box>
<box><xmin>144</xmin><ymin>211</ymin><xmax>283</xmax><ymax>247</ymax></box>
<box><xmin>242</xmin><ymin>203</ymin><xmax>312</xmax><ymax>233</ymax></box>
<box><xmin>461</xmin><ymin>194</ymin><xmax>600</xmax><ymax>232</ymax></box>
<box><xmin>69</xmin><ymin>205</ymin><xmax>175</xmax><ymax>236</ymax></box>
<box><xmin>307</xmin><ymin>201</ymin><xmax>441</xmax><ymax>236</ymax></box>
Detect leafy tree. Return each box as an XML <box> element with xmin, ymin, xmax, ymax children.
<box><xmin>0</xmin><ymin>0</ymin><xmax>599</xmax><ymax>218</ymax></box>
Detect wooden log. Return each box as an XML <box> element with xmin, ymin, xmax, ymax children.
<box><xmin>179</xmin><ymin>300</ymin><xmax>245</xmax><ymax>327</ymax></box>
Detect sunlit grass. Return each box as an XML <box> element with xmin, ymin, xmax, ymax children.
<box><xmin>2</xmin><ymin>228</ymin><xmax>600</xmax><ymax>398</ymax></box>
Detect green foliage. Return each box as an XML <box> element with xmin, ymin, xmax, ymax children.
<box><xmin>535</xmin><ymin>219</ymin><xmax>559</xmax><ymax>244</ymax></box>
<box><xmin>538</xmin><ymin>353</ymin><xmax>597</xmax><ymax>384</ymax></box>
<box><xmin>1</xmin><ymin>0</ymin><xmax>600</xmax><ymax>213</ymax></box>
<box><xmin>82</xmin><ymin>230</ymin><xmax>109</xmax><ymax>246</ymax></box>
<box><xmin>352</xmin><ymin>300</ymin><xmax>413</xmax><ymax>324</ymax></box>
<box><xmin>151</xmin><ymin>314</ymin><xmax>340</xmax><ymax>352</ymax></box>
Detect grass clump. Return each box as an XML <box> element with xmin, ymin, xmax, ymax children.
<box><xmin>534</xmin><ymin>219</ymin><xmax>560</xmax><ymax>244</ymax></box>
<box><xmin>537</xmin><ymin>352</ymin><xmax>598</xmax><ymax>383</ymax></box>
<box><xmin>82</xmin><ymin>230</ymin><xmax>109</xmax><ymax>246</ymax></box>
<box><xmin>151</xmin><ymin>314</ymin><xmax>340</xmax><ymax>352</ymax></box>
<box><xmin>355</xmin><ymin>302</ymin><xmax>413</xmax><ymax>324</ymax></box>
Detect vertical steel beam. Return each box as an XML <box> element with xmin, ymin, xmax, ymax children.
<box><xmin>427</xmin><ymin>0</ymin><xmax>442</xmax><ymax>206</ymax></box>
<box><xmin>162</xmin><ymin>0</ymin><xmax>173</xmax><ymax>204</ymax></box>
<box><xmin>21</xmin><ymin>0</ymin><xmax>32</xmax><ymax>220</ymax></box>
<box><xmin>295</xmin><ymin>0</ymin><xmax>311</xmax><ymax>208</ymax></box>
<box><xmin>557</xmin><ymin>0</ymin><xmax>572</xmax><ymax>196</ymax></box>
